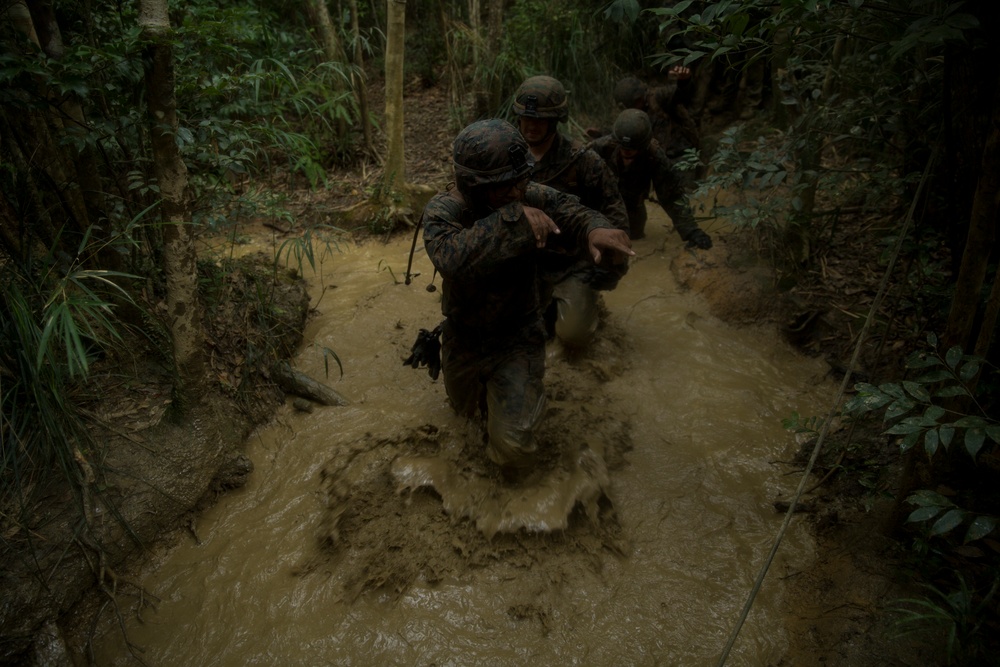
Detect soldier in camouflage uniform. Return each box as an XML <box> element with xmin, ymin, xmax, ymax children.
<box><xmin>590</xmin><ymin>108</ymin><xmax>712</xmax><ymax>248</ymax></box>
<box><xmin>613</xmin><ymin>71</ymin><xmax>701</xmax><ymax>164</ymax></box>
<box><xmin>422</xmin><ymin>119</ymin><xmax>633</xmax><ymax>470</ymax></box>
<box><xmin>511</xmin><ymin>75</ymin><xmax>630</xmax><ymax>349</ymax></box>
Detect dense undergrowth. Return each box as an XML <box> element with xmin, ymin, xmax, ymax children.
<box><xmin>2</xmin><ymin>0</ymin><xmax>999</xmax><ymax>663</ymax></box>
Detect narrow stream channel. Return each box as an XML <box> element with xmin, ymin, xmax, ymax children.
<box><xmin>89</xmin><ymin>206</ymin><xmax>836</xmax><ymax>666</ymax></box>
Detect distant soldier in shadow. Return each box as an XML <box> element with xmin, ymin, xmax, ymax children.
<box><xmin>590</xmin><ymin>108</ymin><xmax>712</xmax><ymax>248</ymax></box>
<box><xmin>611</xmin><ymin>66</ymin><xmax>701</xmax><ymax>163</ymax></box>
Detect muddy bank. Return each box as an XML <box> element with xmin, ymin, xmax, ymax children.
<box><xmin>0</xmin><ymin>256</ymin><xmax>310</xmax><ymax>665</ymax></box>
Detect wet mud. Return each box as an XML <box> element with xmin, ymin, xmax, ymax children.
<box><xmin>77</xmin><ymin>208</ymin><xmax>838</xmax><ymax>666</ymax></box>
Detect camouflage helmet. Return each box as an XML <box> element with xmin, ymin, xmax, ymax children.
<box><xmin>511</xmin><ymin>75</ymin><xmax>569</xmax><ymax>121</ymax></box>
<box><xmin>452</xmin><ymin>119</ymin><xmax>534</xmax><ymax>192</ymax></box>
<box><xmin>613</xmin><ymin>76</ymin><xmax>648</xmax><ymax>109</ymax></box>
<box><xmin>613</xmin><ymin>109</ymin><xmax>653</xmax><ymax>151</ymax></box>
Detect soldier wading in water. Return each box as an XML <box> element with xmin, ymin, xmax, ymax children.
<box><xmin>590</xmin><ymin>108</ymin><xmax>712</xmax><ymax>247</ymax></box>
<box><xmin>511</xmin><ymin>75</ymin><xmax>630</xmax><ymax>349</ymax></box>
<box><xmin>420</xmin><ymin>119</ymin><xmax>633</xmax><ymax>472</ymax></box>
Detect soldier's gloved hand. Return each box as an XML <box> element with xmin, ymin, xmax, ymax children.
<box><xmin>685</xmin><ymin>229</ymin><xmax>713</xmax><ymax>250</ymax></box>
<box><xmin>403</xmin><ymin>327</ymin><xmax>442</xmax><ymax>380</ymax></box>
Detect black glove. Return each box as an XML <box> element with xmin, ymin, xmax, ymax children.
<box><xmin>685</xmin><ymin>229</ymin><xmax>712</xmax><ymax>250</ymax></box>
<box><xmin>403</xmin><ymin>324</ymin><xmax>442</xmax><ymax>380</ymax></box>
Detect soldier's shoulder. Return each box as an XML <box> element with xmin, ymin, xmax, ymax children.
<box><xmin>424</xmin><ymin>188</ymin><xmax>466</xmax><ymax>217</ymax></box>
<box><xmin>647</xmin><ymin>138</ymin><xmax>670</xmax><ymax>161</ymax></box>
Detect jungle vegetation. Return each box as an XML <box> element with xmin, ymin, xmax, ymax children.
<box><xmin>1</xmin><ymin>0</ymin><xmax>998</xmax><ymax>663</ymax></box>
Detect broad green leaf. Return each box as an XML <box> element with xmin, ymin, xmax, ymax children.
<box><xmin>945</xmin><ymin>346</ymin><xmax>962</xmax><ymax>370</ymax></box>
<box><xmin>986</xmin><ymin>425</ymin><xmax>1000</xmax><ymax>444</ymax></box>
<box><xmin>907</xmin><ymin>490</ymin><xmax>952</xmax><ymax>507</ymax></box>
<box><xmin>900</xmin><ymin>431</ymin><xmax>920</xmax><ymax>452</ymax></box>
<box><xmin>843</xmin><ymin>392</ymin><xmax>890</xmax><ymax>413</ymax></box>
<box><xmin>954</xmin><ymin>416</ymin><xmax>988</xmax><ymax>429</ymax></box>
<box><xmin>683</xmin><ymin>51</ymin><xmax>704</xmax><ymax>66</ymax></box>
<box><xmin>916</xmin><ymin>370</ymin><xmax>953</xmax><ymax>383</ymax></box>
<box><xmin>935</xmin><ymin>385</ymin><xmax>969</xmax><ymax>398</ymax></box>
<box><xmin>906</xmin><ymin>353</ymin><xmax>942</xmax><ymax>369</ymax></box>
<box><xmin>927</xmin><ymin>332</ymin><xmax>938</xmax><ymax>347</ymax></box>
<box><xmin>727</xmin><ymin>12</ymin><xmax>749</xmax><ymax>36</ymax></box>
<box><xmin>885</xmin><ymin>422</ymin><xmax>924</xmax><ymax>435</ymax></box>
<box><xmin>902</xmin><ymin>381</ymin><xmax>931</xmax><ymax>402</ymax></box>
<box><xmin>959</xmin><ymin>360</ymin><xmax>980</xmax><ymax>382</ymax></box>
<box><xmin>945</xmin><ymin>13</ymin><xmax>980</xmax><ymax>30</ymax></box>
<box><xmin>965</xmin><ymin>428</ymin><xmax>985</xmax><ymax>459</ymax></box>
<box><xmin>924</xmin><ymin>429</ymin><xmax>939</xmax><ymax>457</ymax></box>
<box><xmin>930</xmin><ymin>509</ymin><xmax>965</xmax><ymax>536</ymax></box>
<box><xmin>965</xmin><ymin>516</ymin><xmax>996</xmax><ymax>543</ymax></box>
<box><xmin>885</xmin><ymin>398</ymin><xmax>916</xmax><ymax>421</ymax></box>
<box><xmin>923</xmin><ymin>405</ymin><xmax>946</xmax><ymax>422</ymax></box>
<box><xmin>940</xmin><ymin>424</ymin><xmax>955</xmax><ymax>449</ymax></box>
<box><xmin>907</xmin><ymin>506</ymin><xmax>943</xmax><ymax>523</ymax></box>
<box><xmin>880</xmin><ymin>383</ymin><xmax>905</xmax><ymax>399</ymax></box>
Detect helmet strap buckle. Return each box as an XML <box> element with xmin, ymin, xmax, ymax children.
<box><xmin>508</xmin><ymin>143</ymin><xmax>528</xmax><ymax>172</ymax></box>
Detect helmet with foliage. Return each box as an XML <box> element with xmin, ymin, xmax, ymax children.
<box><xmin>453</xmin><ymin>119</ymin><xmax>534</xmax><ymax>195</ymax></box>
<box><xmin>613</xmin><ymin>109</ymin><xmax>653</xmax><ymax>151</ymax></box>
<box><xmin>511</xmin><ymin>75</ymin><xmax>569</xmax><ymax>121</ymax></box>
<box><xmin>613</xmin><ymin>76</ymin><xmax>648</xmax><ymax>109</ymax></box>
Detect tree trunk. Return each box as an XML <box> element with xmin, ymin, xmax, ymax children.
<box><xmin>438</xmin><ymin>0</ymin><xmax>463</xmax><ymax>114</ymax></box>
<box><xmin>944</xmin><ymin>80</ymin><xmax>1000</xmax><ymax>352</ymax></box>
<box><xmin>383</xmin><ymin>0</ymin><xmax>406</xmax><ymax>193</ymax></box>
<box><xmin>484</xmin><ymin>0</ymin><xmax>505</xmax><ymax>113</ymax></box>
<box><xmin>348</xmin><ymin>0</ymin><xmax>373</xmax><ymax>154</ymax></box>
<box><xmin>26</xmin><ymin>0</ymin><xmax>115</xmax><ymax>266</ymax></box>
<box><xmin>139</xmin><ymin>0</ymin><xmax>204</xmax><ymax>403</ymax></box>
<box><xmin>305</xmin><ymin>0</ymin><xmax>346</xmax><ymax>62</ymax></box>
<box><xmin>467</xmin><ymin>0</ymin><xmax>480</xmax><ymax>50</ymax></box>
<box><xmin>5</xmin><ymin>1</ymin><xmax>90</xmax><ymax>244</ymax></box>
<box><xmin>271</xmin><ymin>361</ymin><xmax>350</xmax><ymax>406</ymax></box>
<box><xmin>305</xmin><ymin>0</ymin><xmax>349</xmax><ymax>139</ymax></box>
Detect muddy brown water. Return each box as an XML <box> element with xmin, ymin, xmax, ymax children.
<box><xmin>89</xmin><ymin>207</ymin><xmax>836</xmax><ymax>666</ymax></box>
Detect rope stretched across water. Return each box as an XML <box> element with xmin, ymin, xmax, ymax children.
<box><xmin>715</xmin><ymin>145</ymin><xmax>939</xmax><ymax>666</ymax></box>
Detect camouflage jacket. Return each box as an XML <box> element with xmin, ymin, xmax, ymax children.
<box><xmin>422</xmin><ymin>182</ymin><xmax>614</xmax><ymax>336</ymax></box>
<box><xmin>645</xmin><ymin>86</ymin><xmax>700</xmax><ymax>160</ymax></box>
<box><xmin>589</xmin><ymin>135</ymin><xmax>701</xmax><ymax>241</ymax></box>
<box><xmin>529</xmin><ymin>132</ymin><xmax>628</xmax><ymax>233</ymax></box>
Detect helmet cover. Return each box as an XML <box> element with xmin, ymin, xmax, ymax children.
<box><xmin>453</xmin><ymin>119</ymin><xmax>535</xmax><ymax>191</ymax></box>
<box><xmin>613</xmin><ymin>108</ymin><xmax>653</xmax><ymax>151</ymax></box>
<box><xmin>511</xmin><ymin>75</ymin><xmax>569</xmax><ymax>121</ymax></box>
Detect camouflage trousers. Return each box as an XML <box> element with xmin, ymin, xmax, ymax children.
<box><xmin>441</xmin><ymin>319</ymin><xmax>547</xmax><ymax>468</ymax></box>
<box><xmin>625</xmin><ymin>202</ymin><xmax>648</xmax><ymax>240</ymax></box>
<box><xmin>540</xmin><ymin>269</ymin><xmax>601</xmax><ymax>349</ymax></box>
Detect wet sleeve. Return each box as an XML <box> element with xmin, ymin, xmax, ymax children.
<box><xmin>579</xmin><ymin>149</ymin><xmax>629</xmax><ymax>233</ymax></box>
<box><xmin>523</xmin><ymin>183</ymin><xmax>613</xmax><ymax>249</ymax></box>
<box><xmin>650</xmin><ymin>149</ymin><xmax>700</xmax><ymax>240</ymax></box>
<box><xmin>650</xmin><ymin>82</ymin><xmax>679</xmax><ymax>109</ymax></box>
<box><xmin>422</xmin><ymin>195</ymin><xmax>535</xmax><ymax>279</ymax></box>
<box><xmin>588</xmin><ymin>137</ymin><xmax>616</xmax><ymax>169</ymax></box>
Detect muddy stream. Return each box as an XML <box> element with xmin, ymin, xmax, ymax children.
<box><xmin>89</xmin><ymin>207</ymin><xmax>836</xmax><ymax>666</ymax></box>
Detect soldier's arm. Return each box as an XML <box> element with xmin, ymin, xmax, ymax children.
<box><xmin>422</xmin><ymin>193</ymin><xmax>535</xmax><ymax>279</ymax></box>
<box><xmin>650</xmin><ymin>148</ymin><xmax>702</xmax><ymax>241</ymax></box>
<box><xmin>581</xmin><ymin>149</ymin><xmax>629</xmax><ymax>233</ymax></box>
<box><xmin>524</xmin><ymin>184</ymin><xmax>631</xmax><ymax>264</ymax></box>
